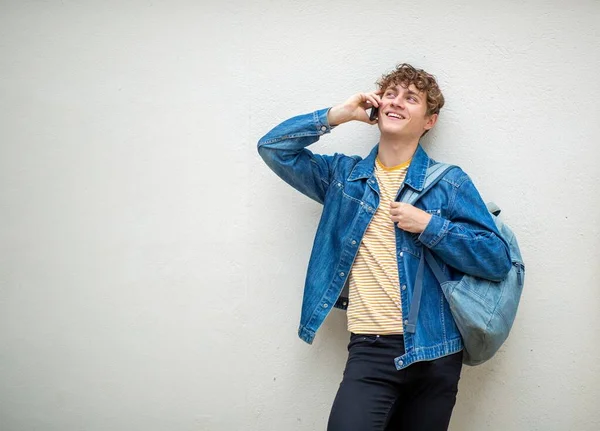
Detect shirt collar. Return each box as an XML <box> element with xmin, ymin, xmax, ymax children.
<box><xmin>348</xmin><ymin>143</ymin><xmax>432</xmax><ymax>192</ymax></box>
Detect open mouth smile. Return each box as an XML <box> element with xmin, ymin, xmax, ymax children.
<box><xmin>386</xmin><ymin>112</ymin><xmax>406</xmax><ymax>120</ymax></box>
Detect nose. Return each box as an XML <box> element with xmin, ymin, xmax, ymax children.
<box><xmin>391</xmin><ymin>94</ymin><xmax>405</xmax><ymax>109</ymax></box>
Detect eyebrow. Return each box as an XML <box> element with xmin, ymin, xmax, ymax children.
<box><xmin>385</xmin><ymin>87</ymin><xmax>423</xmax><ymax>99</ymax></box>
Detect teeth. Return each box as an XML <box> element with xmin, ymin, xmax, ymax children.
<box><xmin>387</xmin><ymin>113</ymin><xmax>405</xmax><ymax>119</ymax></box>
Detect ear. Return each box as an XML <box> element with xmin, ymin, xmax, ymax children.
<box><xmin>423</xmin><ymin>113</ymin><xmax>438</xmax><ymax>132</ymax></box>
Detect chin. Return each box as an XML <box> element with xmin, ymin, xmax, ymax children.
<box><xmin>380</xmin><ymin>124</ymin><xmax>408</xmax><ymax>135</ymax></box>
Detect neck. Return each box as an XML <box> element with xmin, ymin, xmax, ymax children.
<box><xmin>377</xmin><ymin>133</ymin><xmax>419</xmax><ymax>167</ymax></box>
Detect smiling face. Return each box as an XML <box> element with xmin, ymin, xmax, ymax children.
<box><xmin>377</xmin><ymin>83</ymin><xmax>438</xmax><ymax>140</ymax></box>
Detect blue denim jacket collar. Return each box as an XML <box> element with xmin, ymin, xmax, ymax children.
<box><xmin>347</xmin><ymin>145</ymin><xmax>378</xmax><ymax>181</ymax></box>
<box><xmin>402</xmin><ymin>144</ymin><xmax>429</xmax><ymax>192</ymax></box>
<box><xmin>347</xmin><ymin>143</ymin><xmax>430</xmax><ymax>193</ymax></box>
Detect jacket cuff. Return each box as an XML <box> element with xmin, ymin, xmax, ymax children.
<box><xmin>314</xmin><ymin>108</ymin><xmax>335</xmax><ymax>134</ymax></box>
<box><xmin>418</xmin><ymin>214</ymin><xmax>450</xmax><ymax>248</ymax></box>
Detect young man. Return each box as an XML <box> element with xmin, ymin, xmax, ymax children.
<box><xmin>257</xmin><ymin>64</ymin><xmax>511</xmax><ymax>430</ymax></box>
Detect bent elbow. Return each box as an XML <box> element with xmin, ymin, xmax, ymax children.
<box><xmin>257</xmin><ymin>140</ymin><xmax>266</xmax><ymax>157</ymax></box>
<box><xmin>488</xmin><ymin>245</ymin><xmax>512</xmax><ymax>282</ymax></box>
<box><xmin>257</xmin><ymin>138</ymin><xmax>274</xmax><ymax>164</ymax></box>
<box><xmin>495</xmin><ymin>256</ymin><xmax>512</xmax><ymax>281</ymax></box>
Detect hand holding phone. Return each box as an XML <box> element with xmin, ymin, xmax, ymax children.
<box><xmin>369</xmin><ymin>106</ymin><xmax>379</xmax><ymax>122</ymax></box>
<box><xmin>327</xmin><ymin>91</ymin><xmax>382</xmax><ymax>126</ymax></box>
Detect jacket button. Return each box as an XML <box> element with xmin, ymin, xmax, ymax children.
<box><xmin>340</xmin><ymin>272</ymin><xmax>345</xmax><ymax>277</ymax></box>
<box><xmin>399</xmin><ymin>252</ymin><xmax>404</xmax><ymax>257</ymax></box>
<box><xmin>404</xmin><ymin>319</ymin><xmax>408</xmax><ymax>325</ymax></box>
<box><xmin>320</xmin><ymin>126</ymin><xmax>327</xmax><ymax>131</ymax></box>
<box><xmin>323</xmin><ymin>303</ymin><xmax>328</xmax><ymax>308</ymax></box>
<box><xmin>398</xmin><ymin>360</ymin><xmax>403</xmax><ymax>366</ymax></box>
<box><xmin>401</xmin><ymin>285</ymin><xmax>407</xmax><ymax>291</ymax></box>
<box><xmin>351</xmin><ymin>240</ymin><xmax>357</xmax><ymax>245</ymax></box>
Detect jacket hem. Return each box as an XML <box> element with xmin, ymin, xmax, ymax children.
<box><xmin>394</xmin><ymin>338</ymin><xmax>464</xmax><ymax>370</ymax></box>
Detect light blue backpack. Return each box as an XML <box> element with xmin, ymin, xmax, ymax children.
<box><xmin>402</xmin><ymin>163</ymin><xmax>525</xmax><ymax>366</ymax></box>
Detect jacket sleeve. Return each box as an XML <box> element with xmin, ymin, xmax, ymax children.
<box><xmin>418</xmin><ymin>173</ymin><xmax>512</xmax><ymax>281</ymax></box>
<box><xmin>257</xmin><ymin>108</ymin><xmax>337</xmax><ymax>205</ymax></box>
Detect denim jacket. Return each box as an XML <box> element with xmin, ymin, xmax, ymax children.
<box><xmin>257</xmin><ymin>108</ymin><xmax>511</xmax><ymax>370</ymax></box>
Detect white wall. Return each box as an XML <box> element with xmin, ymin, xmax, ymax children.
<box><xmin>1</xmin><ymin>1</ymin><xmax>599</xmax><ymax>430</ymax></box>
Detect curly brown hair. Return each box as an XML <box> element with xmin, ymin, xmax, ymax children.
<box><xmin>376</xmin><ymin>63</ymin><xmax>445</xmax><ymax>117</ymax></box>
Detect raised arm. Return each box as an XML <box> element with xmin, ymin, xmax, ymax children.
<box><xmin>257</xmin><ymin>91</ymin><xmax>382</xmax><ymax>204</ymax></box>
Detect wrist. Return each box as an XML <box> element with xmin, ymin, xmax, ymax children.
<box><xmin>327</xmin><ymin>105</ymin><xmax>351</xmax><ymax>127</ymax></box>
<box><xmin>420</xmin><ymin>213</ymin><xmax>433</xmax><ymax>233</ymax></box>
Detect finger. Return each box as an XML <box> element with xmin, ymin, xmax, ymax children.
<box><xmin>356</xmin><ymin>110</ymin><xmax>373</xmax><ymax>124</ymax></box>
<box><xmin>359</xmin><ymin>112</ymin><xmax>379</xmax><ymax>126</ymax></box>
<box><xmin>362</xmin><ymin>99</ymin><xmax>378</xmax><ymax>111</ymax></box>
<box><xmin>355</xmin><ymin>93</ymin><xmax>369</xmax><ymax>106</ymax></box>
<box><xmin>365</xmin><ymin>94</ymin><xmax>379</xmax><ymax>107</ymax></box>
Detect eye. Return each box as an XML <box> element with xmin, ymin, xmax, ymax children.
<box><xmin>407</xmin><ymin>96</ymin><xmax>417</xmax><ymax>103</ymax></box>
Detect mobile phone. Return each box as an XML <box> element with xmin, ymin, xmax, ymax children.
<box><xmin>369</xmin><ymin>106</ymin><xmax>379</xmax><ymax>122</ymax></box>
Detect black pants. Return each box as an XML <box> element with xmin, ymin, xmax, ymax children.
<box><xmin>327</xmin><ymin>333</ymin><xmax>463</xmax><ymax>431</ymax></box>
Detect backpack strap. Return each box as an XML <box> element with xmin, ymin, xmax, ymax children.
<box><xmin>401</xmin><ymin>162</ymin><xmax>457</xmax><ymax>333</ymax></box>
<box><xmin>400</xmin><ymin>163</ymin><xmax>456</xmax><ymax>205</ymax></box>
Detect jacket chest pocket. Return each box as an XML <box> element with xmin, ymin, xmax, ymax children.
<box><xmin>332</xmin><ymin>180</ymin><xmax>377</xmax><ymax>212</ymax></box>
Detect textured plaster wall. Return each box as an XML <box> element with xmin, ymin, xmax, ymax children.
<box><xmin>1</xmin><ymin>1</ymin><xmax>599</xmax><ymax>430</ymax></box>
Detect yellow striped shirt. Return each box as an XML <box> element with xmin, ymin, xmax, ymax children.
<box><xmin>347</xmin><ymin>157</ymin><xmax>411</xmax><ymax>335</ymax></box>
